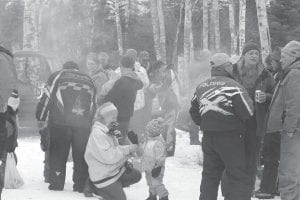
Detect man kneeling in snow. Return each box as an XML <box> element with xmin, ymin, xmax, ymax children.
<box><xmin>84</xmin><ymin>102</ymin><xmax>141</xmax><ymax>200</ymax></box>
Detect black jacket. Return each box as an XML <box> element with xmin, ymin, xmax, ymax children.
<box><xmin>36</xmin><ymin>69</ymin><xmax>97</xmax><ymax>128</ymax></box>
<box><xmin>103</xmin><ymin>74</ymin><xmax>143</xmax><ymax>122</ymax></box>
<box><xmin>190</xmin><ymin>70</ymin><xmax>254</xmax><ymax>132</ymax></box>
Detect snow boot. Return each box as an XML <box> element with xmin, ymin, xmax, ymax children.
<box><xmin>146</xmin><ymin>193</ymin><xmax>157</xmax><ymax>200</ymax></box>
<box><xmin>159</xmin><ymin>196</ymin><xmax>169</xmax><ymax>200</ymax></box>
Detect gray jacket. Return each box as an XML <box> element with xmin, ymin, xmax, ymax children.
<box><xmin>267</xmin><ymin>60</ymin><xmax>300</xmax><ymax>134</ymax></box>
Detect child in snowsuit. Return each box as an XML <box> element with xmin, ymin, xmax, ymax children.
<box><xmin>133</xmin><ymin>118</ymin><xmax>169</xmax><ymax>200</ymax></box>
<box><xmin>0</xmin><ymin>90</ymin><xmax>20</xmax><ymax>199</ymax></box>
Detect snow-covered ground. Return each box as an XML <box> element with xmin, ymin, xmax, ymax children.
<box><xmin>2</xmin><ymin>130</ymin><xmax>280</xmax><ymax>200</ymax></box>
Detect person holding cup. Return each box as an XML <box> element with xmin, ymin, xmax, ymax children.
<box><xmin>231</xmin><ymin>42</ymin><xmax>275</xmax><ymax>193</ymax></box>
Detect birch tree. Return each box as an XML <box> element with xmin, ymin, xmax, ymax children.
<box><xmin>202</xmin><ymin>0</ymin><xmax>209</xmax><ymax>50</ymax></box>
<box><xmin>239</xmin><ymin>0</ymin><xmax>246</xmax><ymax>54</ymax></box>
<box><xmin>149</xmin><ymin>0</ymin><xmax>161</xmax><ymax>60</ymax></box>
<box><xmin>157</xmin><ymin>0</ymin><xmax>166</xmax><ymax>62</ymax></box>
<box><xmin>229</xmin><ymin>0</ymin><xmax>237</xmax><ymax>55</ymax></box>
<box><xmin>212</xmin><ymin>0</ymin><xmax>220</xmax><ymax>51</ymax></box>
<box><xmin>256</xmin><ymin>0</ymin><xmax>271</xmax><ymax>63</ymax></box>
<box><xmin>115</xmin><ymin>0</ymin><xmax>123</xmax><ymax>55</ymax></box>
<box><xmin>183</xmin><ymin>0</ymin><xmax>192</xmax><ymax>88</ymax></box>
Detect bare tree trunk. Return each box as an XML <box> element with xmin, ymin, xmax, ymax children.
<box><xmin>23</xmin><ymin>0</ymin><xmax>39</xmax><ymax>50</ymax></box>
<box><xmin>183</xmin><ymin>0</ymin><xmax>192</xmax><ymax>89</ymax></box>
<box><xmin>171</xmin><ymin>0</ymin><xmax>184</xmax><ymax>69</ymax></box>
<box><xmin>115</xmin><ymin>0</ymin><xmax>123</xmax><ymax>56</ymax></box>
<box><xmin>256</xmin><ymin>0</ymin><xmax>271</xmax><ymax>63</ymax></box>
<box><xmin>124</xmin><ymin>0</ymin><xmax>131</xmax><ymax>48</ymax></box>
<box><xmin>202</xmin><ymin>0</ymin><xmax>209</xmax><ymax>50</ymax></box>
<box><xmin>229</xmin><ymin>0</ymin><xmax>237</xmax><ymax>55</ymax></box>
<box><xmin>149</xmin><ymin>0</ymin><xmax>161</xmax><ymax>60</ymax></box>
<box><xmin>157</xmin><ymin>0</ymin><xmax>166</xmax><ymax>63</ymax></box>
<box><xmin>239</xmin><ymin>0</ymin><xmax>246</xmax><ymax>54</ymax></box>
<box><xmin>212</xmin><ymin>0</ymin><xmax>220</xmax><ymax>51</ymax></box>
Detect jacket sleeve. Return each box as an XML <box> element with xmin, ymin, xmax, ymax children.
<box><xmin>0</xmin><ymin>114</ymin><xmax>7</xmax><ymax>160</ymax></box>
<box><xmin>88</xmin><ymin>131</ymin><xmax>135</xmax><ymax>165</ymax></box>
<box><xmin>189</xmin><ymin>93</ymin><xmax>201</xmax><ymax>126</ymax></box>
<box><xmin>103</xmin><ymin>79</ymin><xmax>121</xmax><ymax>104</ymax></box>
<box><xmin>232</xmin><ymin>85</ymin><xmax>254</xmax><ymax>121</ymax></box>
<box><xmin>283</xmin><ymin>73</ymin><xmax>300</xmax><ymax>133</ymax></box>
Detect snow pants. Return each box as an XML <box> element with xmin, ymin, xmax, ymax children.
<box><xmin>279</xmin><ymin>132</ymin><xmax>300</xmax><ymax>200</ymax></box>
<box><xmin>90</xmin><ymin>167</ymin><xmax>141</xmax><ymax>200</ymax></box>
<box><xmin>260</xmin><ymin>132</ymin><xmax>280</xmax><ymax>194</ymax></box>
<box><xmin>48</xmin><ymin>124</ymin><xmax>90</xmax><ymax>191</ymax></box>
<box><xmin>145</xmin><ymin>166</ymin><xmax>168</xmax><ymax>198</ymax></box>
<box><xmin>200</xmin><ymin>131</ymin><xmax>252</xmax><ymax>200</ymax></box>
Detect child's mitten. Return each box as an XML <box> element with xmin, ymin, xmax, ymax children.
<box><xmin>151</xmin><ymin>166</ymin><xmax>162</xmax><ymax>178</ymax></box>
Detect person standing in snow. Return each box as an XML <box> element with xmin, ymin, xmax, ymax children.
<box><xmin>0</xmin><ymin>90</ymin><xmax>20</xmax><ymax>199</ymax></box>
<box><xmin>231</xmin><ymin>42</ymin><xmax>275</xmax><ymax>192</ymax></box>
<box><xmin>102</xmin><ymin>56</ymin><xmax>143</xmax><ymax>144</ymax></box>
<box><xmin>36</xmin><ymin>61</ymin><xmax>97</xmax><ymax>192</ymax></box>
<box><xmin>255</xmin><ymin>47</ymin><xmax>282</xmax><ymax>199</ymax></box>
<box><xmin>190</xmin><ymin>53</ymin><xmax>254</xmax><ymax>200</ymax></box>
<box><xmin>132</xmin><ymin>118</ymin><xmax>169</xmax><ymax>200</ymax></box>
<box><xmin>84</xmin><ymin>102</ymin><xmax>141</xmax><ymax>200</ymax></box>
<box><xmin>266</xmin><ymin>40</ymin><xmax>300</xmax><ymax>200</ymax></box>
<box><xmin>126</xmin><ymin>49</ymin><xmax>151</xmax><ymax>143</ymax></box>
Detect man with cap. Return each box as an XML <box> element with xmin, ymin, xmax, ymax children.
<box><xmin>84</xmin><ymin>102</ymin><xmax>141</xmax><ymax>200</ymax></box>
<box><xmin>266</xmin><ymin>40</ymin><xmax>300</xmax><ymax>200</ymax></box>
<box><xmin>190</xmin><ymin>53</ymin><xmax>254</xmax><ymax>200</ymax></box>
<box><xmin>36</xmin><ymin>61</ymin><xmax>97</xmax><ymax>192</ymax></box>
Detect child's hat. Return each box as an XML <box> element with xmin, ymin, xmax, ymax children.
<box><xmin>7</xmin><ymin>89</ymin><xmax>20</xmax><ymax>111</ymax></box>
<box><xmin>146</xmin><ymin>118</ymin><xmax>165</xmax><ymax>137</ymax></box>
<box><xmin>95</xmin><ymin>102</ymin><xmax>117</xmax><ymax>122</ymax></box>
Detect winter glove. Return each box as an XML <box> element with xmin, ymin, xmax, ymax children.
<box><xmin>127</xmin><ymin>131</ymin><xmax>139</xmax><ymax>144</ymax></box>
<box><xmin>39</xmin><ymin>127</ymin><xmax>50</xmax><ymax>152</ymax></box>
<box><xmin>151</xmin><ymin>166</ymin><xmax>162</xmax><ymax>178</ymax></box>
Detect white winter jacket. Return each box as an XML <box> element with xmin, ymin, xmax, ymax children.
<box><xmin>84</xmin><ymin>121</ymin><xmax>137</xmax><ymax>188</ymax></box>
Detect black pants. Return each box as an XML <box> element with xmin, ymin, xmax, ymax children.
<box><xmin>189</xmin><ymin>122</ymin><xmax>200</xmax><ymax>144</ymax></box>
<box><xmin>260</xmin><ymin>132</ymin><xmax>280</xmax><ymax>194</ymax></box>
<box><xmin>90</xmin><ymin>168</ymin><xmax>141</xmax><ymax>200</ymax></box>
<box><xmin>200</xmin><ymin>131</ymin><xmax>251</xmax><ymax>200</ymax></box>
<box><xmin>49</xmin><ymin>125</ymin><xmax>90</xmax><ymax>190</ymax></box>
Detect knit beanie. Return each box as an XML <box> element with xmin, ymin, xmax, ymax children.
<box><xmin>281</xmin><ymin>40</ymin><xmax>300</xmax><ymax>58</ymax></box>
<box><xmin>242</xmin><ymin>42</ymin><xmax>260</xmax><ymax>55</ymax></box>
<box><xmin>7</xmin><ymin>89</ymin><xmax>20</xmax><ymax>111</ymax></box>
<box><xmin>146</xmin><ymin>118</ymin><xmax>165</xmax><ymax>138</ymax></box>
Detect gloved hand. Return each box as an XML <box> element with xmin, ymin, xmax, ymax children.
<box><xmin>127</xmin><ymin>131</ymin><xmax>139</xmax><ymax>144</ymax></box>
<box><xmin>151</xmin><ymin>166</ymin><xmax>162</xmax><ymax>178</ymax></box>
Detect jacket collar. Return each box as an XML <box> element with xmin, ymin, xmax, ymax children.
<box><xmin>93</xmin><ymin>121</ymin><xmax>109</xmax><ymax>133</ymax></box>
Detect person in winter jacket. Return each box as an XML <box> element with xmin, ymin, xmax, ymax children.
<box><xmin>266</xmin><ymin>40</ymin><xmax>300</xmax><ymax>200</ymax></box>
<box><xmin>36</xmin><ymin>61</ymin><xmax>97</xmax><ymax>192</ymax></box>
<box><xmin>84</xmin><ymin>102</ymin><xmax>141</xmax><ymax>200</ymax></box>
<box><xmin>231</xmin><ymin>42</ymin><xmax>275</xmax><ymax>191</ymax></box>
<box><xmin>0</xmin><ymin>90</ymin><xmax>20</xmax><ymax>200</ymax></box>
<box><xmin>255</xmin><ymin>47</ymin><xmax>282</xmax><ymax>199</ymax></box>
<box><xmin>0</xmin><ymin>45</ymin><xmax>17</xmax><ymax>104</ymax></box>
<box><xmin>103</xmin><ymin>56</ymin><xmax>143</xmax><ymax>144</ymax></box>
<box><xmin>125</xmin><ymin>49</ymin><xmax>151</xmax><ymax>143</ymax></box>
<box><xmin>190</xmin><ymin>53</ymin><xmax>254</xmax><ymax>200</ymax></box>
<box><xmin>133</xmin><ymin>118</ymin><xmax>169</xmax><ymax>200</ymax></box>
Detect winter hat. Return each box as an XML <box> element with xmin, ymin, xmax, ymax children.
<box><xmin>146</xmin><ymin>118</ymin><xmax>165</xmax><ymax>138</ymax></box>
<box><xmin>7</xmin><ymin>89</ymin><xmax>20</xmax><ymax>111</ymax></box>
<box><xmin>242</xmin><ymin>42</ymin><xmax>260</xmax><ymax>55</ymax></box>
<box><xmin>63</xmin><ymin>61</ymin><xmax>79</xmax><ymax>70</ymax></box>
<box><xmin>281</xmin><ymin>40</ymin><xmax>300</xmax><ymax>58</ymax></box>
<box><xmin>139</xmin><ymin>51</ymin><xmax>150</xmax><ymax>61</ymax></box>
<box><xmin>210</xmin><ymin>53</ymin><xmax>232</xmax><ymax>68</ymax></box>
<box><xmin>95</xmin><ymin>102</ymin><xmax>117</xmax><ymax>122</ymax></box>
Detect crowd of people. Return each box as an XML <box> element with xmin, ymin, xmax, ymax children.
<box><xmin>190</xmin><ymin>40</ymin><xmax>300</xmax><ymax>200</ymax></box>
<box><xmin>0</xmin><ymin>39</ymin><xmax>300</xmax><ymax>200</ymax></box>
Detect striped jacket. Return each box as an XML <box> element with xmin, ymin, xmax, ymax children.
<box><xmin>35</xmin><ymin>69</ymin><xmax>97</xmax><ymax>128</ymax></box>
<box><xmin>190</xmin><ymin>75</ymin><xmax>254</xmax><ymax>132</ymax></box>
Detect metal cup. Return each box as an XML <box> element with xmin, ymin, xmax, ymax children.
<box><xmin>255</xmin><ymin>90</ymin><xmax>263</xmax><ymax>103</ymax></box>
